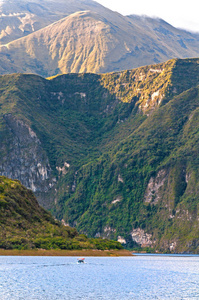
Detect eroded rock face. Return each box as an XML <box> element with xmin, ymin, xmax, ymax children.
<box><xmin>131</xmin><ymin>228</ymin><xmax>153</xmax><ymax>247</ymax></box>
<box><xmin>117</xmin><ymin>236</ymin><xmax>126</xmax><ymax>244</ymax></box>
<box><xmin>169</xmin><ymin>241</ymin><xmax>177</xmax><ymax>252</ymax></box>
<box><xmin>0</xmin><ymin>114</ymin><xmax>56</xmax><ymax>192</ymax></box>
<box><xmin>144</xmin><ymin>169</ymin><xmax>167</xmax><ymax>204</ymax></box>
<box><xmin>103</xmin><ymin>226</ymin><xmax>116</xmax><ymax>238</ymax></box>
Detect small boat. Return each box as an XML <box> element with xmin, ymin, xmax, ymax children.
<box><xmin>77</xmin><ymin>258</ymin><xmax>85</xmax><ymax>263</ymax></box>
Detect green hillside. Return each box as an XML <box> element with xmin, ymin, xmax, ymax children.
<box><xmin>0</xmin><ymin>58</ymin><xmax>199</xmax><ymax>253</ymax></box>
<box><xmin>64</xmin><ymin>85</ymin><xmax>199</xmax><ymax>253</ymax></box>
<box><xmin>0</xmin><ymin>176</ymin><xmax>122</xmax><ymax>250</ymax></box>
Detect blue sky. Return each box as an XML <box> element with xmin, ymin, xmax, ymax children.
<box><xmin>95</xmin><ymin>0</ymin><xmax>199</xmax><ymax>33</ymax></box>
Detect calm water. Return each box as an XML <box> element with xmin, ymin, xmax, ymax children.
<box><xmin>0</xmin><ymin>255</ymin><xmax>199</xmax><ymax>299</ymax></box>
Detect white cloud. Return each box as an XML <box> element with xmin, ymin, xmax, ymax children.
<box><xmin>95</xmin><ymin>0</ymin><xmax>199</xmax><ymax>32</ymax></box>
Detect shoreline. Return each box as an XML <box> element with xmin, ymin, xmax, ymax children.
<box><xmin>0</xmin><ymin>249</ymin><xmax>133</xmax><ymax>257</ymax></box>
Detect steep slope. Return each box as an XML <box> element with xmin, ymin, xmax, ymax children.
<box><xmin>0</xmin><ymin>176</ymin><xmax>122</xmax><ymax>250</ymax></box>
<box><xmin>0</xmin><ymin>58</ymin><xmax>199</xmax><ymax>252</ymax></box>
<box><xmin>0</xmin><ymin>0</ymin><xmax>106</xmax><ymax>44</ymax></box>
<box><xmin>127</xmin><ymin>15</ymin><xmax>199</xmax><ymax>58</ymax></box>
<box><xmin>1</xmin><ymin>10</ymin><xmax>199</xmax><ymax>76</ymax></box>
<box><xmin>65</xmin><ymin>85</ymin><xmax>199</xmax><ymax>253</ymax></box>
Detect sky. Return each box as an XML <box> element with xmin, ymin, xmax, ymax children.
<box><xmin>95</xmin><ymin>0</ymin><xmax>199</xmax><ymax>33</ymax></box>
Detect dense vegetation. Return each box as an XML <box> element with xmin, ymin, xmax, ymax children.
<box><xmin>0</xmin><ymin>176</ymin><xmax>122</xmax><ymax>250</ymax></box>
<box><xmin>0</xmin><ymin>58</ymin><xmax>199</xmax><ymax>253</ymax></box>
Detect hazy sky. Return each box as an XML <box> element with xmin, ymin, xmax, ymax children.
<box><xmin>95</xmin><ymin>0</ymin><xmax>199</xmax><ymax>33</ymax></box>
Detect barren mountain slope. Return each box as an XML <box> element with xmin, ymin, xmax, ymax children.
<box><xmin>1</xmin><ymin>10</ymin><xmax>199</xmax><ymax>76</ymax></box>
<box><xmin>0</xmin><ymin>0</ymin><xmax>106</xmax><ymax>44</ymax></box>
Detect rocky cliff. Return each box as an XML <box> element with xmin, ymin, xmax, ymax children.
<box><xmin>1</xmin><ymin>114</ymin><xmax>55</xmax><ymax>192</ymax></box>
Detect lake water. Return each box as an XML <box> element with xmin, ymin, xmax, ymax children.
<box><xmin>0</xmin><ymin>255</ymin><xmax>199</xmax><ymax>299</ymax></box>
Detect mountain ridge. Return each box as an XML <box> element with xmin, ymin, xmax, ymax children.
<box><xmin>0</xmin><ymin>0</ymin><xmax>107</xmax><ymax>44</ymax></box>
<box><xmin>0</xmin><ymin>1</ymin><xmax>199</xmax><ymax>76</ymax></box>
<box><xmin>0</xmin><ymin>57</ymin><xmax>199</xmax><ymax>252</ymax></box>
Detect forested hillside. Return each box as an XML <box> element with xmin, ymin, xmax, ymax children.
<box><xmin>0</xmin><ymin>58</ymin><xmax>199</xmax><ymax>253</ymax></box>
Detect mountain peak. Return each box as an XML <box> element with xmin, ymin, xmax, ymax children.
<box><xmin>0</xmin><ymin>1</ymin><xmax>199</xmax><ymax>77</ymax></box>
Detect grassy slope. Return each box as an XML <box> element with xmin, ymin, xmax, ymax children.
<box><xmin>0</xmin><ymin>58</ymin><xmax>199</xmax><ymax>252</ymax></box>
<box><xmin>0</xmin><ymin>176</ymin><xmax>122</xmax><ymax>250</ymax></box>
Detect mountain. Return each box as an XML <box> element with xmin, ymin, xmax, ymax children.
<box><xmin>0</xmin><ymin>176</ymin><xmax>122</xmax><ymax>250</ymax></box>
<box><xmin>0</xmin><ymin>0</ymin><xmax>106</xmax><ymax>44</ymax></box>
<box><xmin>0</xmin><ymin>1</ymin><xmax>199</xmax><ymax>76</ymax></box>
<box><xmin>0</xmin><ymin>57</ymin><xmax>199</xmax><ymax>253</ymax></box>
